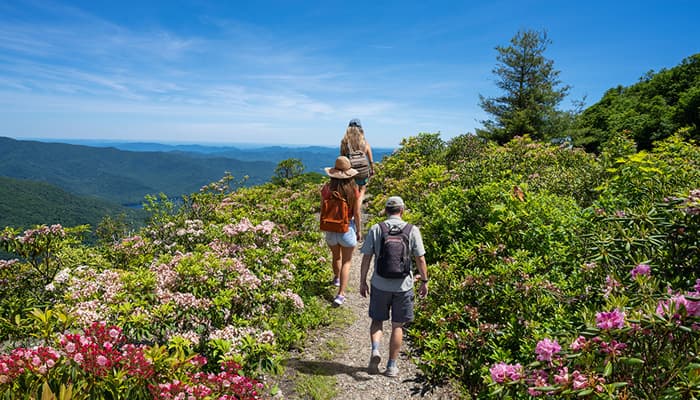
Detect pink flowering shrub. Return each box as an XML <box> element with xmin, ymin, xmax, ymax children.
<box><xmin>0</xmin><ymin>322</ymin><xmax>263</xmax><ymax>399</ymax></box>
<box><xmin>489</xmin><ymin>276</ymin><xmax>700</xmax><ymax>398</ymax></box>
<box><xmin>0</xmin><ymin>224</ymin><xmax>87</xmax><ymax>303</ymax></box>
<box><xmin>1</xmin><ymin>175</ymin><xmax>331</xmax><ymax>395</ymax></box>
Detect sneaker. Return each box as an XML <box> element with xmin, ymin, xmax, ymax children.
<box><xmin>332</xmin><ymin>295</ymin><xmax>345</xmax><ymax>307</ymax></box>
<box><xmin>332</xmin><ymin>277</ymin><xmax>340</xmax><ymax>287</ymax></box>
<box><xmin>384</xmin><ymin>365</ymin><xmax>399</xmax><ymax>378</ymax></box>
<box><xmin>368</xmin><ymin>350</ymin><xmax>381</xmax><ymax>375</ymax></box>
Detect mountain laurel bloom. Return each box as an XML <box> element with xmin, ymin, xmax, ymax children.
<box><xmin>656</xmin><ymin>293</ymin><xmax>700</xmax><ymax>319</ymax></box>
<box><xmin>535</xmin><ymin>338</ymin><xmax>561</xmax><ymax>362</ymax></box>
<box><xmin>490</xmin><ymin>362</ymin><xmax>523</xmax><ymax>383</ymax></box>
<box><xmin>631</xmin><ymin>263</ymin><xmax>651</xmax><ymax>278</ymax></box>
<box><xmin>569</xmin><ymin>336</ymin><xmax>587</xmax><ymax>351</ymax></box>
<box><xmin>603</xmin><ymin>275</ymin><xmax>621</xmax><ymax>298</ymax></box>
<box><xmin>596</xmin><ymin>309</ymin><xmax>626</xmax><ymax>330</ymax></box>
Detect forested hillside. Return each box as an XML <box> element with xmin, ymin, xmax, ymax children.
<box><xmin>0</xmin><ymin>137</ymin><xmax>276</xmax><ymax>205</ymax></box>
<box><xmin>0</xmin><ymin>176</ymin><xmax>145</xmax><ymax>231</ymax></box>
<box><xmin>574</xmin><ymin>53</ymin><xmax>700</xmax><ymax>151</ymax></box>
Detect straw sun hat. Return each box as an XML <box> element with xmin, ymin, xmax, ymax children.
<box><xmin>325</xmin><ymin>156</ymin><xmax>358</xmax><ymax>179</ymax></box>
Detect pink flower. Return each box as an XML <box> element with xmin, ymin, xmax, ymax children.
<box><xmin>630</xmin><ymin>263</ymin><xmax>651</xmax><ymax>278</ymax></box>
<box><xmin>73</xmin><ymin>353</ymin><xmax>84</xmax><ymax>363</ymax></box>
<box><xmin>490</xmin><ymin>362</ymin><xmax>523</xmax><ymax>383</ymax></box>
<box><xmin>572</xmin><ymin>370</ymin><xmax>588</xmax><ymax>389</ymax></box>
<box><xmin>96</xmin><ymin>355</ymin><xmax>108</xmax><ymax>367</ymax></box>
<box><xmin>554</xmin><ymin>367</ymin><xmax>569</xmax><ymax>385</ymax></box>
<box><xmin>65</xmin><ymin>342</ymin><xmax>76</xmax><ymax>353</ymax></box>
<box><xmin>656</xmin><ymin>294</ymin><xmax>700</xmax><ymax>320</ymax></box>
<box><xmin>570</xmin><ymin>336</ymin><xmax>587</xmax><ymax>351</ymax></box>
<box><xmin>600</xmin><ymin>340</ymin><xmax>627</xmax><ymax>356</ymax></box>
<box><xmin>596</xmin><ymin>309</ymin><xmax>626</xmax><ymax>330</ymax></box>
<box><xmin>528</xmin><ymin>370</ymin><xmax>548</xmax><ymax>396</ymax></box>
<box><xmin>535</xmin><ymin>338</ymin><xmax>561</xmax><ymax>362</ymax></box>
<box><xmin>603</xmin><ymin>275</ymin><xmax>621</xmax><ymax>298</ymax></box>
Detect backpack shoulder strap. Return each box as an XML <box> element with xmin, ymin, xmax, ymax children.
<box><xmin>331</xmin><ymin>190</ymin><xmax>346</xmax><ymax>201</ymax></box>
<box><xmin>379</xmin><ymin>221</ymin><xmax>389</xmax><ymax>235</ymax></box>
<box><xmin>400</xmin><ymin>223</ymin><xmax>413</xmax><ymax>235</ymax></box>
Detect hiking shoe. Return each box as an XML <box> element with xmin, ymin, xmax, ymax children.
<box><xmin>332</xmin><ymin>277</ymin><xmax>340</xmax><ymax>287</ymax></box>
<box><xmin>332</xmin><ymin>295</ymin><xmax>345</xmax><ymax>307</ymax></box>
<box><xmin>384</xmin><ymin>365</ymin><xmax>399</xmax><ymax>378</ymax></box>
<box><xmin>368</xmin><ymin>350</ymin><xmax>381</xmax><ymax>375</ymax></box>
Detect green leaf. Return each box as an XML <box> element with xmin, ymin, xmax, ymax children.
<box><xmin>621</xmin><ymin>357</ymin><xmax>645</xmax><ymax>365</ymax></box>
<box><xmin>577</xmin><ymin>389</ymin><xmax>594</xmax><ymax>396</ymax></box>
<box><xmin>603</xmin><ymin>361</ymin><xmax>613</xmax><ymax>377</ymax></box>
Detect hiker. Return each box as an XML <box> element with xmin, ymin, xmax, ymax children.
<box><xmin>359</xmin><ymin>196</ymin><xmax>428</xmax><ymax>377</ymax></box>
<box><xmin>320</xmin><ymin>156</ymin><xmax>363</xmax><ymax>307</ymax></box>
<box><xmin>340</xmin><ymin>118</ymin><xmax>374</xmax><ymax>204</ymax></box>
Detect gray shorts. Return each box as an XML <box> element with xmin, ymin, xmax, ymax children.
<box><xmin>369</xmin><ymin>286</ymin><xmax>414</xmax><ymax>323</ymax></box>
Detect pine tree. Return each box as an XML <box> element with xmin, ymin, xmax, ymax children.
<box><xmin>477</xmin><ymin>29</ymin><xmax>570</xmax><ymax>143</ymax></box>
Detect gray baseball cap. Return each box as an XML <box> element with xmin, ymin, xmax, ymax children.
<box><xmin>385</xmin><ymin>196</ymin><xmax>405</xmax><ymax>208</ymax></box>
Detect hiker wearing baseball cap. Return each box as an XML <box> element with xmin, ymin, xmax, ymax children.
<box><xmin>359</xmin><ymin>196</ymin><xmax>429</xmax><ymax>378</ymax></box>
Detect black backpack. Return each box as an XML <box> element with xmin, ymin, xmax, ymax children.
<box><xmin>376</xmin><ymin>222</ymin><xmax>413</xmax><ymax>279</ymax></box>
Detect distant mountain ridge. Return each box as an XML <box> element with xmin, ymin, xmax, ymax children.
<box><xmin>34</xmin><ymin>138</ymin><xmax>396</xmax><ymax>174</ymax></box>
<box><xmin>0</xmin><ymin>137</ymin><xmax>275</xmax><ymax>205</ymax></box>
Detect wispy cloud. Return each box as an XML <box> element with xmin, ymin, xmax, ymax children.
<box><xmin>0</xmin><ymin>1</ymin><xmax>487</xmax><ymax>146</ymax></box>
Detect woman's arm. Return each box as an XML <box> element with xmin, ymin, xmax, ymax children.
<box><xmin>354</xmin><ymin>193</ymin><xmax>362</xmax><ymax>240</ymax></box>
<box><xmin>320</xmin><ymin>183</ymin><xmax>329</xmax><ymax>210</ymax></box>
<box><xmin>365</xmin><ymin>142</ymin><xmax>375</xmax><ymax>176</ymax></box>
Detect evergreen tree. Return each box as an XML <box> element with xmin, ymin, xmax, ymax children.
<box><xmin>477</xmin><ymin>29</ymin><xmax>570</xmax><ymax>143</ymax></box>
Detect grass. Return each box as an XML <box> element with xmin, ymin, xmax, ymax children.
<box><xmin>318</xmin><ymin>337</ymin><xmax>348</xmax><ymax>361</ymax></box>
<box><xmin>294</xmin><ymin>373</ymin><xmax>338</xmax><ymax>400</ymax></box>
<box><xmin>287</xmin><ymin>292</ymin><xmax>357</xmax><ymax>399</ymax></box>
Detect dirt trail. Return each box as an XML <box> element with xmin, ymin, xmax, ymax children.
<box><xmin>276</xmin><ymin>236</ymin><xmax>457</xmax><ymax>399</ymax></box>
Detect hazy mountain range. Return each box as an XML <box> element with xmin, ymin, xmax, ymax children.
<box><xmin>0</xmin><ymin>136</ymin><xmax>393</xmax><ymax>231</ymax></box>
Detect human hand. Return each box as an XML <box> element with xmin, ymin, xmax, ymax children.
<box><xmin>360</xmin><ymin>281</ymin><xmax>369</xmax><ymax>298</ymax></box>
<box><xmin>418</xmin><ymin>281</ymin><xmax>428</xmax><ymax>298</ymax></box>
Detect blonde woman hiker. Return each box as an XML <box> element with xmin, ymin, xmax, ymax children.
<box><xmin>340</xmin><ymin>118</ymin><xmax>374</xmax><ymax>204</ymax></box>
<box><xmin>319</xmin><ymin>156</ymin><xmax>363</xmax><ymax>306</ymax></box>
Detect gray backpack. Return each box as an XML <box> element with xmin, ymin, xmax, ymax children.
<box><xmin>376</xmin><ymin>222</ymin><xmax>413</xmax><ymax>279</ymax></box>
<box><xmin>347</xmin><ymin>145</ymin><xmax>370</xmax><ymax>179</ymax></box>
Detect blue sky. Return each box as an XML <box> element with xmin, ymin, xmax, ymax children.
<box><xmin>1</xmin><ymin>1</ymin><xmax>698</xmax><ymax>148</ymax></box>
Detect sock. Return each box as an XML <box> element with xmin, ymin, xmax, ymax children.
<box><xmin>371</xmin><ymin>342</ymin><xmax>380</xmax><ymax>352</ymax></box>
<box><xmin>387</xmin><ymin>359</ymin><xmax>397</xmax><ymax>368</ymax></box>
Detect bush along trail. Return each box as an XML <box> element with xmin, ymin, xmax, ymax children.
<box><xmin>1</xmin><ymin>132</ymin><xmax>700</xmax><ymax>399</ymax></box>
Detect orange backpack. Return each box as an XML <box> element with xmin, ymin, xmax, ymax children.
<box><xmin>320</xmin><ymin>191</ymin><xmax>350</xmax><ymax>233</ymax></box>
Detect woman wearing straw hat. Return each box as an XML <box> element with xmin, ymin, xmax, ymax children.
<box><xmin>321</xmin><ymin>156</ymin><xmax>362</xmax><ymax>306</ymax></box>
